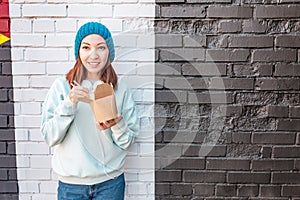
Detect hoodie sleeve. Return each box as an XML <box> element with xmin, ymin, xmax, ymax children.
<box><xmin>110</xmin><ymin>86</ymin><xmax>139</xmax><ymax>150</ymax></box>
<box><xmin>40</xmin><ymin>78</ymin><xmax>77</xmax><ymax>147</ymax></box>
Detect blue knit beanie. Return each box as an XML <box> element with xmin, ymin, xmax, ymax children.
<box><xmin>74</xmin><ymin>22</ymin><xmax>115</xmax><ymax>62</ymax></box>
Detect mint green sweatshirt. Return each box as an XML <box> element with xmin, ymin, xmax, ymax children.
<box><xmin>40</xmin><ymin>77</ymin><xmax>138</xmax><ymax>185</ymax></box>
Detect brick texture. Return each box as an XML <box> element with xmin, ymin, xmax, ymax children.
<box><xmin>155</xmin><ymin>0</ymin><xmax>300</xmax><ymax>199</ymax></box>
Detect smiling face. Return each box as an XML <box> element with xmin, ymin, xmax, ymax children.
<box><xmin>79</xmin><ymin>34</ymin><xmax>109</xmax><ymax>80</ymax></box>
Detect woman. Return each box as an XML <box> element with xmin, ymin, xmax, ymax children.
<box><xmin>40</xmin><ymin>22</ymin><xmax>138</xmax><ymax>200</ymax></box>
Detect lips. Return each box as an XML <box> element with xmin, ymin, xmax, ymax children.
<box><xmin>88</xmin><ymin>62</ymin><xmax>100</xmax><ymax>67</ymax></box>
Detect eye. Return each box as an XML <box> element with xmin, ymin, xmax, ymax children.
<box><xmin>81</xmin><ymin>46</ymin><xmax>89</xmax><ymax>50</ymax></box>
<box><xmin>98</xmin><ymin>46</ymin><xmax>106</xmax><ymax>50</ymax></box>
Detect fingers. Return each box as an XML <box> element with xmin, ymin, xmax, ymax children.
<box><xmin>72</xmin><ymin>88</ymin><xmax>89</xmax><ymax>97</ymax></box>
<box><xmin>96</xmin><ymin>115</ymin><xmax>123</xmax><ymax>131</ymax></box>
<box><xmin>71</xmin><ymin>81</ymin><xmax>89</xmax><ymax>93</ymax></box>
<box><xmin>69</xmin><ymin>89</ymin><xmax>88</xmax><ymax>103</ymax></box>
<box><xmin>96</xmin><ymin>121</ymin><xmax>106</xmax><ymax>130</ymax></box>
<box><xmin>97</xmin><ymin>121</ymin><xmax>111</xmax><ymax>130</ymax></box>
<box><xmin>69</xmin><ymin>81</ymin><xmax>91</xmax><ymax>103</ymax></box>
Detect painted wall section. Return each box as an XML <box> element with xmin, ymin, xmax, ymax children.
<box><xmin>155</xmin><ymin>1</ymin><xmax>300</xmax><ymax>199</ymax></box>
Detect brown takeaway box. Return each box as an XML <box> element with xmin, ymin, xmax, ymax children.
<box><xmin>89</xmin><ymin>83</ymin><xmax>118</xmax><ymax>122</ymax></box>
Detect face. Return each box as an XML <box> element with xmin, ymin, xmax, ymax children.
<box><xmin>79</xmin><ymin>34</ymin><xmax>109</xmax><ymax>80</ymax></box>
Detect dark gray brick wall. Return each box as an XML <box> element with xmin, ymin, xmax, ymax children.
<box><xmin>155</xmin><ymin>1</ymin><xmax>300</xmax><ymax>199</ymax></box>
<box><xmin>0</xmin><ymin>40</ymin><xmax>18</xmax><ymax>199</ymax></box>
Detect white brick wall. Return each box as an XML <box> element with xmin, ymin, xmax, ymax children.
<box><xmin>10</xmin><ymin>1</ymin><xmax>155</xmax><ymax>199</ymax></box>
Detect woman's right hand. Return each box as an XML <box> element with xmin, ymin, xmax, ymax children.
<box><xmin>69</xmin><ymin>82</ymin><xmax>91</xmax><ymax>104</ymax></box>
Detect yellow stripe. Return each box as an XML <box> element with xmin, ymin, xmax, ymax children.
<box><xmin>0</xmin><ymin>34</ymin><xmax>10</xmax><ymax>45</ymax></box>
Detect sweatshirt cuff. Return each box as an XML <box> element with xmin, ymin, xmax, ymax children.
<box><xmin>64</xmin><ymin>96</ymin><xmax>77</xmax><ymax>109</ymax></box>
<box><xmin>56</xmin><ymin>96</ymin><xmax>77</xmax><ymax>116</ymax></box>
<box><xmin>111</xmin><ymin>119</ymin><xmax>127</xmax><ymax>137</ymax></box>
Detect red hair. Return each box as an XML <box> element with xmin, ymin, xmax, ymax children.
<box><xmin>66</xmin><ymin>55</ymin><xmax>118</xmax><ymax>90</ymax></box>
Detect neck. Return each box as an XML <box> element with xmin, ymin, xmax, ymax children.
<box><xmin>86</xmin><ymin>73</ymin><xmax>100</xmax><ymax>81</ymax></box>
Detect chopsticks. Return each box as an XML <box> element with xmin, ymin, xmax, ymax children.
<box><xmin>71</xmin><ymin>80</ymin><xmax>80</xmax><ymax>88</ymax></box>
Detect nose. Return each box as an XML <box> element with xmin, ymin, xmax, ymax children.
<box><xmin>89</xmin><ymin>49</ymin><xmax>99</xmax><ymax>59</ymax></box>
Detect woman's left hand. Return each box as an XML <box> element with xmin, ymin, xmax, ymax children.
<box><xmin>97</xmin><ymin>115</ymin><xmax>123</xmax><ymax>130</ymax></box>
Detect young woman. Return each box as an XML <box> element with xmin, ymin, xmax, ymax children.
<box><xmin>40</xmin><ymin>22</ymin><xmax>138</xmax><ymax>200</ymax></box>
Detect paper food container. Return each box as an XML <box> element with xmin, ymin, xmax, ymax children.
<box><xmin>90</xmin><ymin>83</ymin><xmax>118</xmax><ymax>122</ymax></box>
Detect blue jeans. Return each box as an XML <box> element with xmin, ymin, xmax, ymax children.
<box><xmin>57</xmin><ymin>174</ymin><xmax>125</xmax><ymax>200</ymax></box>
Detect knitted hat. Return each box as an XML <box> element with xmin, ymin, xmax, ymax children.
<box><xmin>74</xmin><ymin>22</ymin><xmax>115</xmax><ymax>62</ymax></box>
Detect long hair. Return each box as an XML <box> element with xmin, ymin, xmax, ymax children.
<box><xmin>66</xmin><ymin>55</ymin><xmax>118</xmax><ymax>90</ymax></box>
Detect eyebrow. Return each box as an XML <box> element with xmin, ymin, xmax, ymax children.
<box><xmin>81</xmin><ymin>42</ymin><xmax>106</xmax><ymax>45</ymax></box>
